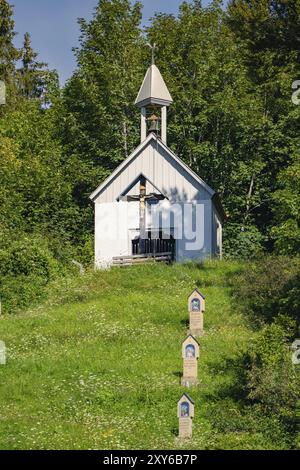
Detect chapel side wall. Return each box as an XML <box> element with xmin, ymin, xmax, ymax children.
<box><xmin>211</xmin><ymin>205</ymin><xmax>223</xmax><ymax>259</ymax></box>
<box><xmin>176</xmin><ymin>200</ymin><xmax>213</xmax><ymax>263</ymax></box>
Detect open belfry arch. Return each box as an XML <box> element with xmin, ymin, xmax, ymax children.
<box><xmin>90</xmin><ymin>54</ymin><xmax>225</xmax><ymax>268</ymax></box>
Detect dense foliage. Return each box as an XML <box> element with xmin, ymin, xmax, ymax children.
<box><xmin>232</xmin><ymin>256</ymin><xmax>300</xmax><ymax>448</ymax></box>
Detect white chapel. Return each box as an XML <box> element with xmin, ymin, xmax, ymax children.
<box><xmin>90</xmin><ymin>62</ymin><xmax>225</xmax><ymax>268</ymax></box>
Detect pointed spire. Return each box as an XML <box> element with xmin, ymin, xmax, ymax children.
<box><xmin>135</xmin><ymin>64</ymin><xmax>173</xmax><ymax>108</ymax></box>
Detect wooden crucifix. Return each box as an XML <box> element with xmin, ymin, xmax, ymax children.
<box><xmin>127</xmin><ymin>176</ymin><xmax>165</xmax><ymax>254</ymax></box>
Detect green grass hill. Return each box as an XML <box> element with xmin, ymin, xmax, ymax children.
<box><xmin>0</xmin><ymin>261</ymin><xmax>283</xmax><ymax>450</ymax></box>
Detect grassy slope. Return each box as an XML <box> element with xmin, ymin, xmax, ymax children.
<box><xmin>0</xmin><ymin>260</ymin><xmax>273</xmax><ymax>450</ymax></box>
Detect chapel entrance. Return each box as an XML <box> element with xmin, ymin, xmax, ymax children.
<box><xmin>131</xmin><ymin>230</ymin><xmax>176</xmax><ymax>259</ymax></box>
<box><xmin>125</xmin><ymin>175</ymin><xmax>175</xmax><ymax>259</ymax></box>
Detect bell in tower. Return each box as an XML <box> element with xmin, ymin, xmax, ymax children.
<box><xmin>135</xmin><ymin>51</ymin><xmax>173</xmax><ymax>144</ymax></box>
<box><xmin>147</xmin><ymin>112</ymin><xmax>160</xmax><ymax>134</ymax></box>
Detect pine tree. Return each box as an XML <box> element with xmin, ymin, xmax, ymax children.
<box><xmin>0</xmin><ymin>0</ymin><xmax>19</xmax><ymax>107</ymax></box>
<box><xmin>18</xmin><ymin>32</ymin><xmax>47</xmax><ymax>99</ymax></box>
<box><xmin>0</xmin><ymin>0</ymin><xmax>18</xmax><ymax>79</ymax></box>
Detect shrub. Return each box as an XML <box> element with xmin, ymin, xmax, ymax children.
<box><xmin>0</xmin><ymin>274</ymin><xmax>48</xmax><ymax>312</ymax></box>
<box><xmin>232</xmin><ymin>256</ymin><xmax>300</xmax><ymax>447</ymax></box>
<box><xmin>0</xmin><ymin>236</ymin><xmax>60</xmax><ymax>280</ymax></box>
<box><xmin>0</xmin><ymin>235</ymin><xmax>61</xmax><ymax>313</ymax></box>
<box><xmin>232</xmin><ymin>256</ymin><xmax>300</xmax><ymax>325</ymax></box>
<box><xmin>243</xmin><ymin>319</ymin><xmax>300</xmax><ymax>445</ymax></box>
<box><xmin>223</xmin><ymin>223</ymin><xmax>265</xmax><ymax>260</ymax></box>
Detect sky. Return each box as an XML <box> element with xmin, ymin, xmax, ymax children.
<box><xmin>12</xmin><ymin>0</ymin><xmax>212</xmax><ymax>85</ymax></box>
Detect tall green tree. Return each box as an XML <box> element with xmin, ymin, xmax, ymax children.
<box><xmin>227</xmin><ymin>0</ymin><xmax>300</xmax><ymax>255</ymax></box>
<box><xmin>0</xmin><ymin>0</ymin><xmax>19</xmax><ymax>108</ymax></box>
<box><xmin>61</xmin><ymin>0</ymin><xmax>146</xmax><ymax>239</ymax></box>
<box><xmin>0</xmin><ymin>0</ymin><xmax>18</xmax><ymax>80</ymax></box>
<box><xmin>63</xmin><ymin>0</ymin><xmax>144</xmax><ymax>170</ymax></box>
<box><xmin>147</xmin><ymin>1</ymin><xmax>268</xmax><ymax>256</ymax></box>
<box><xmin>271</xmin><ymin>151</ymin><xmax>300</xmax><ymax>254</ymax></box>
<box><xmin>18</xmin><ymin>32</ymin><xmax>47</xmax><ymax>99</ymax></box>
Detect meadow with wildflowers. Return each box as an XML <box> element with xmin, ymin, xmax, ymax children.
<box><xmin>0</xmin><ymin>261</ymin><xmax>295</xmax><ymax>450</ymax></box>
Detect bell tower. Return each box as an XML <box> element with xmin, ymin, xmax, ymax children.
<box><xmin>135</xmin><ymin>56</ymin><xmax>173</xmax><ymax>144</ymax></box>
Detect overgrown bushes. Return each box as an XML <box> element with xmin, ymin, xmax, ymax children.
<box><xmin>232</xmin><ymin>257</ymin><xmax>300</xmax><ymax>448</ymax></box>
<box><xmin>245</xmin><ymin>318</ymin><xmax>299</xmax><ymax>426</ymax></box>
<box><xmin>233</xmin><ymin>256</ymin><xmax>300</xmax><ymax>325</ymax></box>
<box><xmin>0</xmin><ymin>236</ymin><xmax>60</xmax><ymax>279</ymax></box>
<box><xmin>0</xmin><ymin>235</ymin><xmax>61</xmax><ymax>313</ymax></box>
<box><xmin>0</xmin><ymin>229</ymin><xmax>94</xmax><ymax>314</ymax></box>
<box><xmin>223</xmin><ymin>223</ymin><xmax>265</xmax><ymax>260</ymax></box>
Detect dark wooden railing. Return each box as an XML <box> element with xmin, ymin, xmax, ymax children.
<box><xmin>132</xmin><ymin>236</ymin><xmax>176</xmax><ymax>260</ymax></box>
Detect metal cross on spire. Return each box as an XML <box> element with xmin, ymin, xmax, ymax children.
<box><xmin>147</xmin><ymin>43</ymin><xmax>157</xmax><ymax>65</ymax></box>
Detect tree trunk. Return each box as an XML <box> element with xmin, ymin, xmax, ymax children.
<box><xmin>245</xmin><ymin>173</ymin><xmax>255</xmax><ymax>223</ymax></box>
<box><xmin>123</xmin><ymin>119</ymin><xmax>128</xmax><ymax>158</ymax></box>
